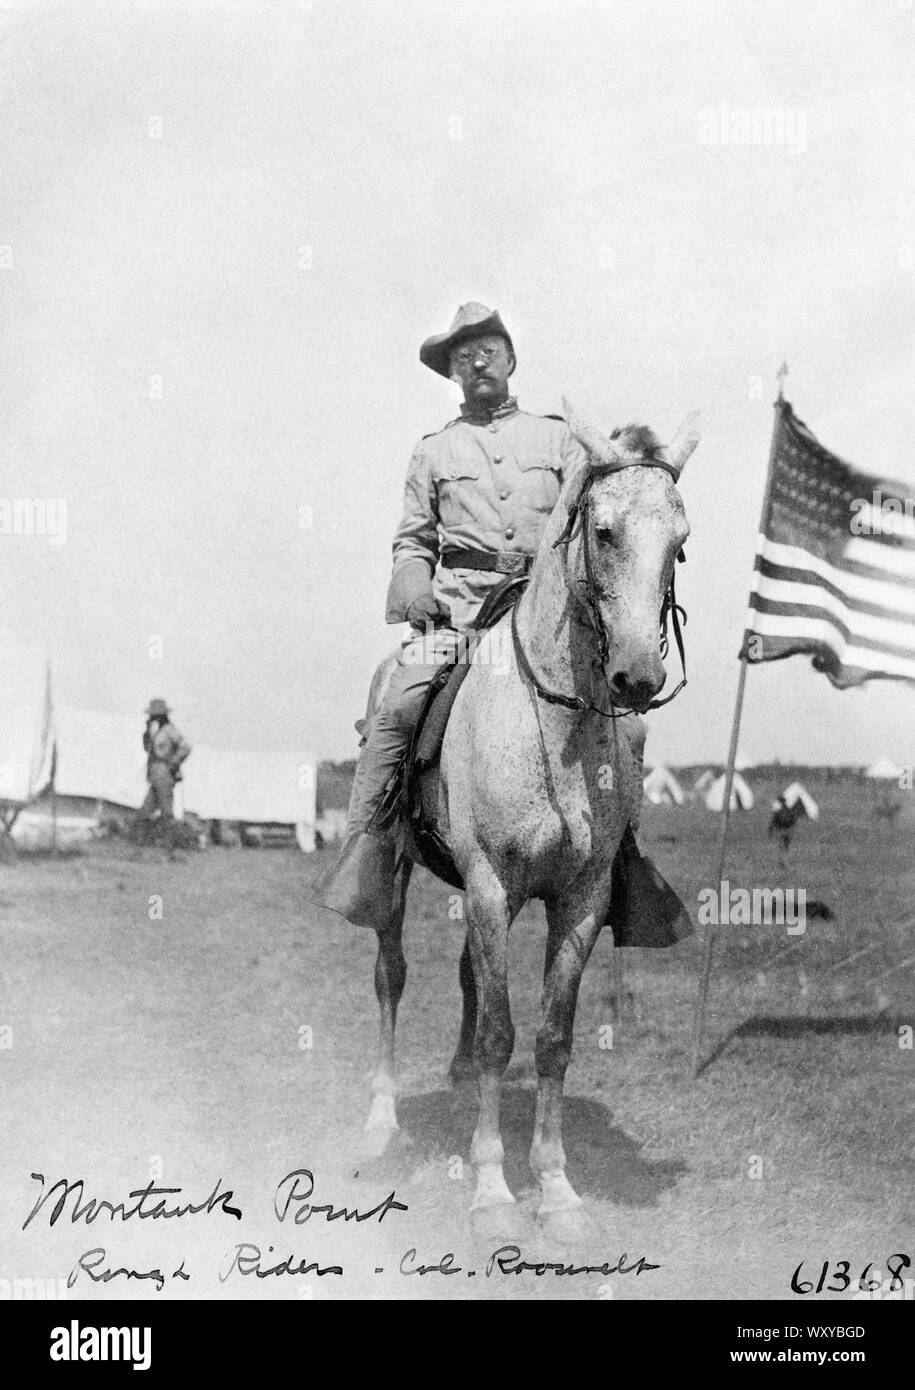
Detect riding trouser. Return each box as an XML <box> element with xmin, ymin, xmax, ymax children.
<box><xmin>343</xmin><ymin>626</ymin><xmax>462</xmax><ymax>836</ymax></box>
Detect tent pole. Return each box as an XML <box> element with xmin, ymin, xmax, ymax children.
<box><xmin>690</xmin><ymin>374</ymin><xmax>787</xmax><ymax>1078</ymax></box>
<box><xmin>689</xmin><ymin>654</ymin><xmax>748</xmax><ymax>1076</ymax></box>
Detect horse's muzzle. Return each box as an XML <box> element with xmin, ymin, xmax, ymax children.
<box><xmin>608</xmin><ymin>667</ymin><xmax>666</xmax><ymax>713</ymax></box>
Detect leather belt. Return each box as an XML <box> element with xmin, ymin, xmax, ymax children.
<box><xmin>442</xmin><ymin>547</ymin><xmax>533</xmax><ymax>576</ymax></box>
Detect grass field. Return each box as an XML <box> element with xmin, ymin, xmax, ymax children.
<box><xmin>1</xmin><ymin>774</ymin><xmax>913</xmax><ymax>1302</ymax></box>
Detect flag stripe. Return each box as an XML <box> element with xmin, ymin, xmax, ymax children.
<box><xmin>747</xmin><ymin>610</ymin><xmax>915</xmax><ymax>681</ymax></box>
<box><xmin>754</xmin><ymin>556</ymin><xmax>915</xmax><ymax>628</ymax></box>
<box><xmin>748</xmin><ymin>594</ymin><xmax>915</xmax><ymax>662</ymax></box>
<box><xmin>844</xmin><ymin>535</ymin><xmax>915</xmax><ymax>581</ymax></box>
<box><xmin>756</xmin><ymin>536</ymin><xmax>915</xmax><ymax>601</ymax></box>
<box><xmin>751</xmin><ymin>579</ymin><xmax>915</xmax><ymax>655</ymax></box>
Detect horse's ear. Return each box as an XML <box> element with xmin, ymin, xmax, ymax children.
<box><xmin>562</xmin><ymin>396</ymin><xmax>622</xmax><ymax>467</ymax></box>
<box><xmin>663</xmin><ymin>411</ymin><xmax>701</xmax><ymax>478</ymax></box>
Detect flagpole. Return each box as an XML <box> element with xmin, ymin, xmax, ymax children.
<box><xmin>689</xmin><ymin>365</ymin><xmax>788</xmax><ymax>1077</ymax></box>
<box><xmin>50</xmin><ymin>757</ymin><xmax>57</xmax><ymax>858</ymax></box>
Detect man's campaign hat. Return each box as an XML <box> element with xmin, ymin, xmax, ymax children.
<box><xmin>420</xmin><ymin>302</ymin><xmax>515</xmax><ymax>378</ymax></box>
<box><xmin>146</xmin><ymin>698</ymin><xmax>170</xmax><ymax>718</ymax></box>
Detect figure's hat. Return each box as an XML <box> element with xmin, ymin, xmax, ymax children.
<box><xmin>146</xmin><ymin>698</ymin><xmax>169</xmax><ymax>717</ymax></box>
<box><xmin>419</xmin><ymin>302</ymin><xmax>514</xmax><ymax>378</ymax></box>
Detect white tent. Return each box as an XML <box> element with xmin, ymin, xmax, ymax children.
<box><xmin>734</xmin><ymin>749</ymin><xmax>754</xmax><ymax>772</ymax></box>
<box><xmin>9</xmin><ymin>705</ymin><xmax>146</xmax><ymax>849</ymax></box>
<box><xmin>54</xmin><ymin>707</ymin><xmax>147</xmax><ymax>809</ymax></box>
<box><xmin>0</xmin><ymin>636</ymin><xmax>54</xmax><ymax>811</ymax></box>
<box><xmin>643</xmin><ymin>765</ymin><xmax>685</xmax><ymax>806</ymax></box>
<box><xmin>10</xmin><ymin>806</ymin><xmax>103</xmax><ymax>851</ymax></box>
<box><xmin>181</xmin><ymin>746</ymin><xmax>316</xmax><ymax>850</ymax></box>
<box><xmin>778</xmin><ymin>780</ymin><xmax>819</xmax><ymax>820</ymax></box>
<box><xmin>693</xmin><ymin>769</ymin><xmax>715</xmax><ymax>796</ymax></box>
<box><xmin>865</xmin><ymin>756</ymin><xmax>904</xmax><ymax>781</ymax></box>
<box><xmin>704</xmin><ymin>771</ymin><xmax>755</xmax><ymax>812</ymax></box>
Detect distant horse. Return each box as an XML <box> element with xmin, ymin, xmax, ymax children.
<box><xmin>362</xmin><ymin>402</ymin><xmax>699</xmax><ymax>1242</ymax></box>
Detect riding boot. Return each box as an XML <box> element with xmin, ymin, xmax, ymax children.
<box><xmin>315</xmin><ymin>827</ymin><xmax>398</xmax><ymax>932</ymax></box>
<box><xmin>309</xmin><ymin>723</ymin><xmax>407</xmax><ymax>931</ymax></box>
<box><xmin>607</xmin><ymin>824</ymin><xmax>693</xmax><ymax>948</ymax></box>
<box><xmin>310</xmin><ymin>630</ymin><xmax>455</xmax><ymax>931</ymax></box>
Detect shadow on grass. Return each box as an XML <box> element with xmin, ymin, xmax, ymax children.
<box><xmin>697</xmin><ymin>1011</ymin><xmax>906</xmax><ymax>1076</ymax></box>
<box><xmin>397</xmin><ymin>1084</ymin><xmax>687</xmax><ymax>1208</ymax></box>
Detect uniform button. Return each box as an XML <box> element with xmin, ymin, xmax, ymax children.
<box><xmin>488</xmin><ymin>424</ymin><xmax>498</xmax><ymax>432</ymax></box>
<box><xmin>504</xmin><ymin>527</ymin><xmax>515</xmax><ymax>540</ymax></box>
<box><xmin>499</xmin><ymin>489</ymin><xmax>509</xmax><ymax>500</ymax></box>
<box><xmin>493</xmin><ymin>454</ymin><xmax>503</xmax><ymax>463</ymax></box>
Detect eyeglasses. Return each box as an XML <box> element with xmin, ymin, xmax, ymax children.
<box><xmin>451</xmin><ymin>344</ymin><xmax>505</xmax><ymax>366</ymax></box>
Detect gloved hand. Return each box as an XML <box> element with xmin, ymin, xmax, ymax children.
<box><xmin>386</xmin><ymin>560</ymin><xmax>439</xmax><ymax>625</ymax></box>
<box><xmin>406</xmin><ymin>592</ymin><xmax>448</xmax><ymax>627</ymax></box>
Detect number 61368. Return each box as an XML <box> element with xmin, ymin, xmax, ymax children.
<box><xmin>791</xmin><ymin>1255</ymin><xmax>911</xmax><ymax>1294</ymax></box>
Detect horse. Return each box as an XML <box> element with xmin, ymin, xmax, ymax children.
<box><xmin>360</xmin><ymin>401</ymin><xmax>699</xmax><ymax>1243</ymax></box>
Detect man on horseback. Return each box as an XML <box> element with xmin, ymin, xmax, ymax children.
<box><xmin>316</xmin><ymin>313</ymin><xmax>697</xmax><ymax>1224</ymax></box>
<box><xmin>319</xmin><ymin>301</ymin><xmax>647</xmax><ymax>931</ymax></box>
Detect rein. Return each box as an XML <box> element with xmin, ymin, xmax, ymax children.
<box><xmin>512</xmin><ymin>458</ymin><xmax>688</xmax><ymax>719</ymax></box>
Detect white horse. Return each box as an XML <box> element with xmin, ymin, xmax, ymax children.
<box><xmin>363</xmin><ymin>403</ymin><xmax>698</xmax><ymax>1242</ymax></box>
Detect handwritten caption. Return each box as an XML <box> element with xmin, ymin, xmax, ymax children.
<box><xmin>20</xmin><ymin>1166</ymin><xmax>660</xmax><ymax>1292</ymax></box>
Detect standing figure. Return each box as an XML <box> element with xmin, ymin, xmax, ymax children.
<box><xmin>136</xmin><ymin>697</ymin><xmax>191</xmax><ymax>851</ymax></box>
<box><xmin>768</xmin><ymin>795</ymin><xmax>805</xmax><ymax>869</ymax></box>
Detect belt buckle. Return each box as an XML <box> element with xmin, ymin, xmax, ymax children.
<box><xmin>497</xmin><ymin>552</ymin><xmax>524</xmax><ymax>576</ymax></box>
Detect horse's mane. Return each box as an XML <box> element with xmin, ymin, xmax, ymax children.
<box><xmin>551</xmin><ymin>419</ymin><xmax>672</xmax><ymax>545</ymax></box>
<box><xmin>609</xmin><ymin>423</ymin><xmax>665</xmax><ymax>461</ymax></box>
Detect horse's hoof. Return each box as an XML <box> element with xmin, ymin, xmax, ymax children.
<box><xmin>470</xmin><ymin>1203</ymin><xmax>532</xmax><ymax>1242</ymax></box>
<box><xmin>537</xmin><ymin>1204</ymin><xmax>598</xmax><ymax>1246</ymax></box>
<box><xmin>361</xmin><ymin>1124</ymin><xmax>399</xmax><ymax>1160</ymax></box>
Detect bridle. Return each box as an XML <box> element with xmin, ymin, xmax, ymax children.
<box><xmin>511</xmin><ymin>456</ymin><xmax>688</xmax><ymax>718</ymax></box>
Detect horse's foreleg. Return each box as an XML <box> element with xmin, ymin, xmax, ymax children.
<box><xmin>464</xmin><ymin>863</ymin><xmax>523</xmax><ymax>1237</ymax></box>
<box><xmin>530</xmin><ymin>901</ymin><xmax>603</xmax><ymax>1240</ymax></box>
<box><xmin>447</xmin><ymin>935</ymin><xmax>477</xmax><ymax>1084</ymax></box>
<box><xmin>363</xmin><ymin>858</ymin><xmax>411</xmax><ymax>1155</ymax></box>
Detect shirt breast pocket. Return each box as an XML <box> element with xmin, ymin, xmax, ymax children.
<box><xmin>431</xmin><ymin>456</ymin><xmax>482</xmax><ymax>528</ymax></box>
<box><xmin>517</xmin><ymin>454</ymin><xmax>562</xmax><ymax>513</ymax></box>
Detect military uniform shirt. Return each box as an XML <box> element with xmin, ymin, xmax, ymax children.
<box><xmin>388</xmin><ymin>400</ymin><xmax>589</xmax><ymax>630</ymax></box>
<box><xmin>146</xmin><ymin>721</ymin><xmax>192</xmax><ymax>774</ymax></box>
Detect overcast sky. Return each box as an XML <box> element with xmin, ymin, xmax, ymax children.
<box><xmin>1</xmin><ymin>0</ymin><xmax>913</xmax><ymax>767</ymax></box>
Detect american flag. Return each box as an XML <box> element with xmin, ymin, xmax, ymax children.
<box><xmin>741</xmin><ymin>400</ymin><xmax>915</xmax><ymax>688</ymax></box>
